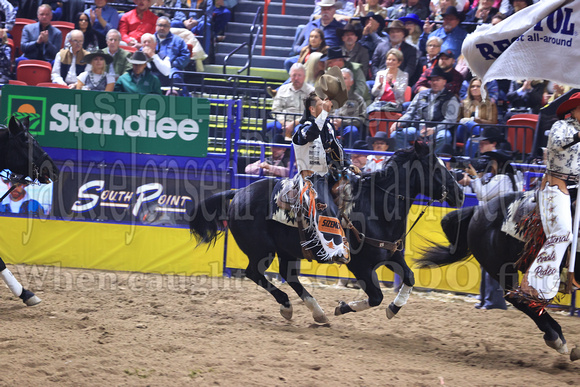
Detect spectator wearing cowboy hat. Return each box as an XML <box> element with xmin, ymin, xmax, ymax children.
<box><xmin>363</xmin><ymin>131</ymin><xmax>395</xmax><ymax>172</ymax></box>
<box><xmin>420</xmin><ymin>6</ymin><xmax>467</xmax><ymax>60</ymax></box>
<box><xmin>391</xmin><ymin>65</ymin><xmax>460</xmax><ymax>153</ymax></box>
<box><xmin>371</xmin><ymin>20</ymin><xmax>417</xmax><ymax>81</ymax></box>
<box><xmin>114</xmin><ymin>50</ymin><xmax>162</xmax><ymax>94</ymax></box>
<box><xmin>349</xmin><ymin>140</ymin><xmax>371</xmax><ymax>171</ymax></box>
<box><xmin>338</xmin><ymin>23</ymin><xmax>369</xmax><ymax>79</ymax></box>
<box><xmin>358</xmin><ymin>12</ymin><xmax>386</xmax><ymax>60</ymax></box>
<box><xmin>77</xmin><ymin>49</ymin><xmax>116</xmax><ymax>91</ymax></box>
<box><xmin>400</xmin><ymin>13</ymin><xmax>423</xmax><ymax>50</ymax></box>
<box><xmin>286</xmin><ymin>0</ymin><xmax>345</xmax><ymax>73</ymax></box>
<box><xmin>388</xmin><ymin>0</ymin><xmax>429</xmax><ymax>20</ymax></box>
<box><xmin>413</xmin><ymin>48</ymin><xmax>464</xmax><ymax>95</ymax></box>
<box><xmin>354</xmin><ymin>0</ymin><xmax>388</xmax><ymax>19</ymax></box>
<box><xmin>322</xmin><ymin>46</ymin><xmax>371</xmax><ymax>103</ymax></box>
<box><xmin>293</xmin><ymin>0</ymin><xmax>345</xmax><ymax>56</ymax></box>
<box><xmin>332</xmin><ymin>67</ymin><xmax>368</xmax><ymax>147</ymax></box>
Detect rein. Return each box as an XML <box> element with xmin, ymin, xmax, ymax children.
<box><xmin>342</xmin><ymin>183</ymin><xmax>448</xmax><ymax>253</ymax></box>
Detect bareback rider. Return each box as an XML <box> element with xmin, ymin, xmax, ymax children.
<box><xmin>292</xmin><ymin>66</ymin><xmax>351</xmax><ymax>264</ymax></box>
<box><xmin>522</xmin><ymin>92</ymin><xmax>580</xmax><ymax>301</ymax></box>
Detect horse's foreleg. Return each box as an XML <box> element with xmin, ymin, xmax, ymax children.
<box><xmin>385</xmin><ymin>251</ymin><xmax>415</xmax><ymax>319</ymax></box>
<box><xmin>505</xmin><ymin>294</ymin><xmax>568</xmax><ymax>355</ymax></box>
<box><xmin>0</xmin><ymin>258</ymin><xmax>41</xmax><ymax>306</ymax></box>
<box><xmin>278</xmin><ymin>256</ymin><xmax>328</xmax><ymax>323</ymax></box>
<box><xmin>335</xmin><ymin>268</ymin><xmax>383</xmax><ymax>316</ymax></box>
<box><xmin>245</xmin><ymin>255</ymin><xmax>293</xmax><ymax>320</ymax></box>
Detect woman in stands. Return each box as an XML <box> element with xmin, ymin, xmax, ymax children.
<box><xmin>298</xmin><ymin>29</ymin><xmax>328</xmax><ymax>66</ymax></box>
<box><xmin>370</xmin><ymin>48</ymin><xmax>408</xmax><ymax>105</ymax></box>
<box><xmin>76</xmin><ymin>50</ymin><xmax>115</xmax><ymax>91</ymax></box>
<box><xmin>400</xmin><ymin>13</ymin><xmax>422</xmax><ymax>49</ymax></box>
<box><xmin>457</xmin><ymin>77</ymin><xmax>498</xmax><ymax>156</ymax></box>
<box><xmin>66</xmin><ymin>12</ymin><xmax>100</xmax><ymax>51</ymax></box>
<box><xmin>0</xmin><ymin>29</ymin><xmax>12</xmax><ymax>84</ymax></box>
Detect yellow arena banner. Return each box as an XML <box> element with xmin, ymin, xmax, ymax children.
<box><xmin>0</xmin><ymin>217</ymin><xmax>224</xmax><ymax>277</ymax></box>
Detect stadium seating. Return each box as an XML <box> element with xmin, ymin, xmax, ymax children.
<box><xmin>51</xmin><ymin>21</ymin><xmax>75</xmax><ymax>48</ymax></box>
<box><xmin>17</xmin><ymin>60</ymin><xmax>52</xmax><ymax>86</ymax></box>
<box><xmin>506</xmin><ymin>114</ymin><xmax>539</xmax><ymax>155</ymax></box>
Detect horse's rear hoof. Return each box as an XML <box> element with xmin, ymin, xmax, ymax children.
<box><xmin>335</xmin><ymin>300</ymin><xmax>354</xmax><ymax>316</ymax></box>
<box><xmin>545</xmin><ymin>338</ymin><xmax>569</xmax><ymax>354</ymax></box>
<box><xmin>314</xmin><ymin>314</ymin><xmax>329</xmax><ymax>324</ymax></box>
<box><xmin>386</xmin><ymin>302</ymin><xmax>400</xmax><ymax>319</ymax></box>
<box><xmin>570</xmin><ymin>346</ymin><xmax>580</xmax><ymax>361</ymax></box>
<box><xmin>24</xmin><ymin>295</ymin><xmax>42</xmax><ymax>307</ymax></box>
<box><xmin>280</xmin><ymin>304</ymin><xmax>293</xmax><ymax>320</ymax></box>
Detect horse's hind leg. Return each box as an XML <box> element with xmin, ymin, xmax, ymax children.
<box><xmin>0</xmin><ymin>257</ymin><xmax>41</xmax><ymax>306</ymax></box>
<box><xmin>277</xmin><ymin>255</ymin><xmax>329</xmax><ymax>324</ymax></box>
<box><xmin>505</xmin><ymin>294</ymin><xmax>568</xmax><ymax>355</ymax></box>
<box><xmin>244</xmin><ymin>254</ymin><xmax>294</xmax><ymax>320</ymax></box>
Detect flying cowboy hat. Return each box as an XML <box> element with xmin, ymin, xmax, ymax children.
<box><xmin>315</xmin><ymin>66</ymin><xmax>348</xmax><ymax>109</ymax></box>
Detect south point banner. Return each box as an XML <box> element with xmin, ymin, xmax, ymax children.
<box><xmin>462</xmin><ymin>0</ymin><xmax>580</xmax><ymax>88</ymax></box>
<box><xmin>0</xmin><ymin>85</ymin><xmax>210</xmax><ymax>157</ymax></box>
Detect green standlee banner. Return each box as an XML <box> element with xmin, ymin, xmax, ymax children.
<box><xmin>0</xmin><ymin>85</ymin><xmax>210</xmax><ymax>157</ymax></box>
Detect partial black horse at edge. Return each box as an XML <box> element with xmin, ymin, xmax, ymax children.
<box><xmin>417</xmin><ymin>192</ymin><xmax>580</xmax><ymax>361</ymax></box>
<box><xmin>0</xmin><ymin>116</ymin><xmax>59</xmax><ymax>306</ymax></box>
<box><xmin>190</xmin><ymin>142</ymin><xmax>464</xmax><ymax>323</ymax></box>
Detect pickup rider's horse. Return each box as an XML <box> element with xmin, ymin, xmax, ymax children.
<box><xmin>0</xmin><ymin>117</ymin><xmax>59</xmax><ymax>306</ymax></box>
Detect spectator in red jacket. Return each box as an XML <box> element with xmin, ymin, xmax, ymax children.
<box><xmin>118</xmin><ymin>0</ymin><xmax>158</xmax><ymax>47</ymax></box>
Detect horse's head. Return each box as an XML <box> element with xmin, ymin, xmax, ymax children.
<box><xmin>392</xmin><ymin>142</ymin><xmax>464</xmax><ymax>208</ymax></box>
<box><xmin>3</xmin><ymin>116</ymin><xmax>59</xmax><ymax>184</ymax></box>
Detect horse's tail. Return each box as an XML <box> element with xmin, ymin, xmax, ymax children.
<box><xmin>416</xmin><ymin>206</ymin><xmax>475</xmax><ymax>268</ymax></box>
<box><xmin>189</xmin><ymin>190</ymin><xmax>236</xmax><ymax>246</ymax></box>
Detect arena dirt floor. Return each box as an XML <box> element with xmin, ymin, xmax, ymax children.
<box><xmin>1</xmin><ymin>264</ymin><xmax>580</xmax><ymax>386</ymax></box>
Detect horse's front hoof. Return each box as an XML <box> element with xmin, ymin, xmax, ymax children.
<box><xmin>280</xmin><ymin>304</ymin><xmax>293</xmax><ymax>320</ymax></box>
<box><xmin>314</xmin><ymin>313</ymin><xmax>329</xmax><ymax>324</ymax></box>
<box><xmin>545</xmin><ymin>338</ymin><xmax>569</xmax><ymax>354</ymax></box>
<box><xmin>386</xmin><ymin>302</ymin><xmax>400</xmax><ymax>319</ymax></box>
<box><xmin>570</xmin><ymin>346</ymin><xmax>580</xmax><ymax>361</ymax></box>
<box><xmin>21</xmin><ymin>289</ymin><xmax>41</xmax><ymax>307</ymax></box>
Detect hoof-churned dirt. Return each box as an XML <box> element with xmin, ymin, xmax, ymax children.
<box><xmin>1</xmin><ymin>265</ymin><xmax>579</xmax><ymax>386</ymax></box>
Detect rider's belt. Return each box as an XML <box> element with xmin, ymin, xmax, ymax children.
<box><xmin>546</xmin><ymin>170</ymin><xmax>579</xmax><ymax>184</ymax></box>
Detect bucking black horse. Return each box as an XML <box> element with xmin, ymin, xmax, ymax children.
<box><xmin>418</xmin><ymin>191</ymin><xmax>580</xmax><ymax>361</ymax></box>
<box><xmin>190</xmin><ymin>142</ymin><xmax>463</xmax><ymax>322</ymax></box>
<box><xmin>0</xmin><ymin>116</ymin><xmax>59</xmax><ymax>306</ymax></box>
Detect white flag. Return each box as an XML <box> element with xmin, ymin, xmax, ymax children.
<box><xmin>462</xmin><ymin>0</ymin><xmax>580</xmax><ymax>87</ymax></box>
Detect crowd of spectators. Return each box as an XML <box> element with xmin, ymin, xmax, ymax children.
<box><xmin>269</xmin><ymin>0</ymin><xmax>557</xmax><ymax>155</ymax></box>
<box><xmin>0</xmin><ymin>0</ymin><xmax>561</xmax><ymax>155</ymax></box>
<box><xmin>0</xmin><ymin>0</ymin><xmax>232</xmax><ymax>93</ymax></box>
